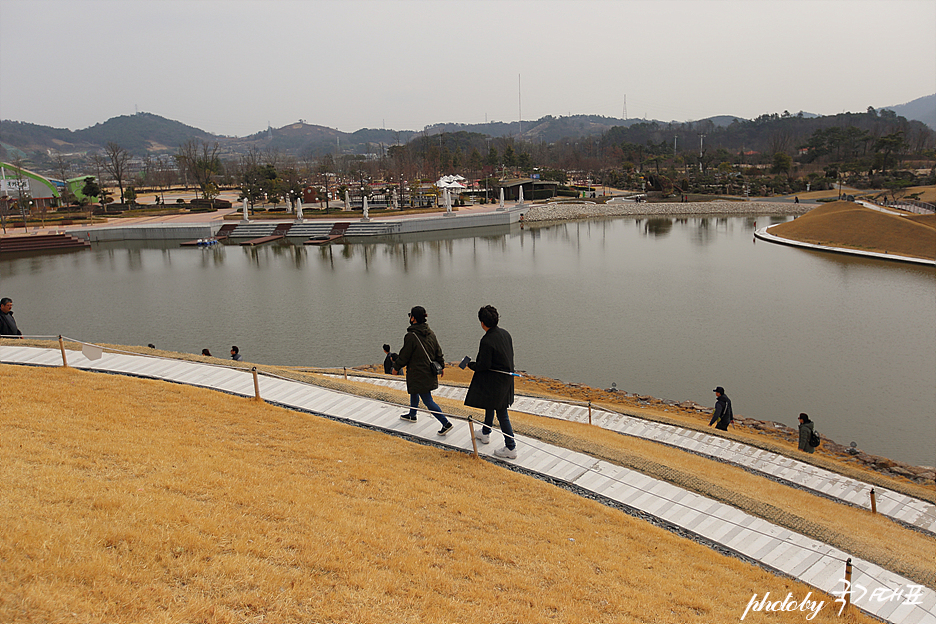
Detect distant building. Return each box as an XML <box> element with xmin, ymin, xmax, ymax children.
<box><xmin>0</xmin><ymin>162</ymin><xmax>60</xmax><ymax>210</ymax></box>
<box><xmin>496</xmin><ymin>178</ymin><xmax>559</xmax><ymax>201</ymax></box>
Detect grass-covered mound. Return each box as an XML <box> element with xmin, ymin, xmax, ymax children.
<box><xmin>769</xmin><ymin>201</ymin><xmax>936</xmax><ymax>260</ymax></box>
<box><xmin>2</xmin><ymin>364</ymin><xmax>897</xmax><ymax>623</ymax></box>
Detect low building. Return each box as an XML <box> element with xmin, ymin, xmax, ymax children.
<box><xmin>0</xmin><ymin>162</ymin><xmax>60</xmax><ymax>210</ymax></box>
<box><xmin>496</xmin><ymin>178</ymin><xmax>559</xmax><ymax>201</ymax></box>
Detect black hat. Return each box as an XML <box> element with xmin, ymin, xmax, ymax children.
<box><xmin>713</xmin><ymin>386</ymin><xmax>725</xmax><ymax>394</ymax></box>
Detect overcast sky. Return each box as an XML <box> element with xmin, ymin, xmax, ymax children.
<box><xmin>1</xmin><ymin>0</ymin><xmax>934</xmax><ymax>136</ymax></box>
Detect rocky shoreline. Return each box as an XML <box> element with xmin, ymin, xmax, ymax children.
<box><xmin>523</xmin><ymin>200</ymin><xmax>813</xmax><ymax>221</ymax></box>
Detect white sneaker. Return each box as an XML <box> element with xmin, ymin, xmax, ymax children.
<box><xmin>474</xmin><ymin>430</ymin><xmax>490</xmax><ymax>444</ymax></box>
<box><xmin>493</xmin><ymin>446</ymin><xmax>517</xmax><ymax>460</ymax></box>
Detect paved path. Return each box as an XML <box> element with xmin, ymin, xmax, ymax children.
<box><xmin>350</xmin><ymin>375</ymin><xmax>936</xmax><ymax>536</ymax></box>
<box><xmin>2</xmin><ymin>344</ymin><xmax>934</xmax><ymax>624</ymax></box>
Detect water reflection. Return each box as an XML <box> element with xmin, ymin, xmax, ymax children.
<box><xmin>644</xmin><ymin>218</ymin><xmax>673</xmax><ymax>237</ymax></box>
<box><xmin>2</xmin><ymin>215</ymin><xmax>933</xmax><ymax>465</ymax></box>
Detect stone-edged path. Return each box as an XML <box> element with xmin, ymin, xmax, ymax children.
<box><xmin>3</xmin><ymin>345</ymin><xmax>934</xmax><ymax>624</ymax></box>
<box><xmin>351</xmin><ymin>375</ymin><xmax>936</xmax><ymax>537</ymax></box>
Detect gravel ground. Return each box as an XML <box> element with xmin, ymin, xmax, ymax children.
<box><xmin>523</xmin><ymin>200</ymin><xmax>813</xmax><ymax>221</ymax></box>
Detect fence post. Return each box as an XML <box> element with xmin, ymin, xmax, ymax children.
<box><xmin>251</xmin><ymin>367</ymin><xmax>263</xmax><ymax>402</ymax></box>
<box><xmin>58</xmin><ymin>335</ymin><xmax>68</xmax><ymax>368</ymax></box>
<box><xmin>343</xmin><ymin>366</ymin><xmax>348</xmax><ymax>380</ymax></box>
<box><xmin>468</xmin><ymin>419</ymin><xmax>479</xmax><ymax>459</ymax></box>
<box><xmin>588</xmin><ymin>400</ymin><xmax>592</xmax><ymax>425</ymax></box>
<box><xmin>870</xmin><ymin>488</ymin><xmax>877</xmax><ymax>514</ymax></box>
<box><xmin>843</xmin><ymin>558</ymin><xmax>853</xmax><ymax>613</ymax></box>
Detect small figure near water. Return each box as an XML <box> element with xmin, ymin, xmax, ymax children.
<box><xmin>231</xmin><ymin>346</ymin><xmax>242</xmax><ymax>361</ymax></box>
<box><xmin>0</xmin><ymin>297</ymin><xmax>23</xmax><ymax>338</ymax></box>
<box><xmin>382</xmin><ymin>343</ymin><xmax>397</xmax><ymax>375</ymax></box>
<box><xmin>798</xmin><ymin>413</ymin><xmax>818</xmax><ymax>453</ymax></box>
<box><xmin>709</xmin><ymin>386</ymin><xmax>733</xmax><ymax>431</ymax></box>
<box><xmin>201</xmin><ymin>349</ymin><xmax>212</xmax><ymax>357</ymax></box>
<box><xmin>393</xmin><ymin>306</ymin><xmax>453</xmax><ymax>436</ymax></box>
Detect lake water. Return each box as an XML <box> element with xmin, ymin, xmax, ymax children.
<box><xmin>3</xmin><ymin>215</ymin><xmax>934</xmax><ymax>466</ymax></box>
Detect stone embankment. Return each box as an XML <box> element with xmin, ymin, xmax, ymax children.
<box><xmin>523</xmin><ymin>200</ymin><xmax>812</xmax><ymax>222</ymax></box>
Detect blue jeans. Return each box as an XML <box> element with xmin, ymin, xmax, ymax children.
<box><xmin>482</xmin><ymin>407</ymin><xmax>515</xmax><ymax>450</ymax></box>
<box><xmin>407</xmin><ymin>393</ymin><xmax>450</xmax><ymax>427</ymax></box>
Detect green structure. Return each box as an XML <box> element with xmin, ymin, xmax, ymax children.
<box><xmin>67</xmin><ymin>176</ymin><xmax>100</xmax><ymax>204</ymax></box>
<box><xmin>0</xmin><ymin>162</ymin><xmax>60</xmax><ymax>210</ymax></box>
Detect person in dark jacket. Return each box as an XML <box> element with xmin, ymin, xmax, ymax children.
<box><xmin>464</xmin><ymin>305</ymin><xmax>517</xmax><ymax>459</ymax></box>
<box><xmin>798</xmin><ymin>413</ymin><xmax>817</xmax><ymax>453</ymax></box>
<box><xmin>382</xmin><ymin>344</ymin><xmax>397</xmax><ymax>375</ymax></box>
<box><xmin>231</xmin><ymin>346</ymin><xmax>242</xmax><ymax>361</ymax></box>
<box><xmin>0</xmin><ymin>297</ymin><xmax>22</xmax><ymax>338</ymax></box>
<box><xmin>393</xmin><ymin>306</ymin><xmax>453</xmax><ymax>436</ymax></box>
<box><xmin>709</xmin><ymin>386</ymin><xmax>733</xmax><ymax>431</ymax></box>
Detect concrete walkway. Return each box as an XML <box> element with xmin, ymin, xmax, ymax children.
<box><xmin>2</xmin><ymin>344</ymin><xmax>934</xmax><ymax>624</ymax></box>
<box><xmin>345</xmin><ymin>375</ymin><xmax>936</xmax><ymax>537</ymax></box>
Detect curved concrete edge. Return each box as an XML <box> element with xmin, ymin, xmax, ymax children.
<box><xmin>755</xmin><ymin>225</ymin><xmax>935</xmax><ymax>266</ymax></box>
<box><xmin>3</xmin><ymin>345</ymin><xmax>935</xmax><ymax>624</ymax></box>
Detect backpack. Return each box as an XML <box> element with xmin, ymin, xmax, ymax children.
<box><xmin>809</xmin><ymin>429</ymin><xmax>821</xmax><ymax>448</ymax></box>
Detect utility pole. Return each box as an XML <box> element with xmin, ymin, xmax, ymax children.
<box><xmin>698</xmin><ymin>133</ymin><xmax>706</xmax><ymax>172</ymax></box>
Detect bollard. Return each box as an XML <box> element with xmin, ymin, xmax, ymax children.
<box><xmin>588</xmin><ymin>401</ymin><xmax>592</xmax><ymax>425</ymax></box>
<box><xmin>843</xmin><ymin>558</ymin><xmax>853</xmax><ymax>612</ymax></box>
<box><xmin>468</xmin><ymin>420</ymin><xmax>479</xmax><ymax>459</ymax></box>
<box><xmin>251</xmin><ymin>367</ymin><xmax>263</xmax><ymax>402</ymax></box>
<box><xmin>870</xmin><ymin>488</ymin><xmax>877</xmax><ymax>514</ymax></box>
<box><xmin>58</xmin><ymin>335</ymin><xmax>68</xmax><ymax>368</ymax></box>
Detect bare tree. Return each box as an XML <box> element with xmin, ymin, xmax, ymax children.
<box><xmin>51</xmin><ymin>151</ymin><xmax>75</xmax><ymax>207</ymax></box>
<box><xmin>175</xmin><ymin>139</ymin><xmax>221</xmax><ymax>200</ymax></box>
<box><xmin>103</xmin><ymin>142</ymin><xmax>131</xmax><ymax>204</ymax></box>
<box><xmin>89</xmin><ymin>153</ymin><xmax>110</xmax><ymax>218</ymax></box>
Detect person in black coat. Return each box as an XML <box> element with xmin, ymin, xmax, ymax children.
<box><xmin>464</xmin><ymin>305</ymin><xmax>517</xmax><ymax>459</ymax></box>
<box><xmin>709</xmin><ymin>386</ymin><xmax>733</xmax><ymax>431</ymax></box>
<box><xmin>393</xmin><ymin>306</ymin><xmax>453</xmax><ymax>436</ymax></box>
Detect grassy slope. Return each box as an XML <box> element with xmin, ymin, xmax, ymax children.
<box><xmin>0</xmin><ymin>362</ymin><xmax>914</xmax><ymax>624</ymax></box>
<box><xmin>768</xmin><ymin>201</ymin><xmax>936</xmax><ymax>260</ymax></box>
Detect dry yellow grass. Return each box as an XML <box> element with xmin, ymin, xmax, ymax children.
<box><xmin>769</xmin><ymin>201</ymin><xmax>936</xmax><ymax>260</ymax></box>
<box><xmin>1</xmin><ymin>364</ymin><xmax>882</xmax><ymax>624</ymax></box>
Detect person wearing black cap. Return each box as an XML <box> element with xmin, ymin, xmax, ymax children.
<box><xmin>393</xmin><ymin>305</ymin><xmax>453</xmax><ymax>436</ymax></box>
<box><xmin>709</xmin><ymin>386</ymin><xmax>733</xmax><ymax>431</ymax></box>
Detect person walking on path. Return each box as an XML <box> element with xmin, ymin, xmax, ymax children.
<box><xmin>393</xmin><ymin>306</ymin><xmax>453</xmax><ymax>436</ymax></box>
<box><xmin>464</xmin><ymin>305</ymin><xmax>518</xmax><ymax>459</ymax></box>
<box><xmin>798</xmin><ymin>413</ymin><xmax>817</xmax><ymax>453</ymax></box>
<box><xmin>709</xmin><ymin>386</ymin><xmax>733</xmax><ymax>431</ymax></box>
<box><xmin>0</xmin><ymin>297</ymin><xmax>23</xmax><ymax>338</ymax></box>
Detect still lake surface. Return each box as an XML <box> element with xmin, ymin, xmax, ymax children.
<box><xmin>3</xmin><ymin>215</ymin><xmax>934</xmax><ymax>466</ymax></box>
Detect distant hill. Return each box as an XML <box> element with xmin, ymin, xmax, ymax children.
<box><xmin>882</xmin><ymin>94</ymin><xmax>936</xmax><ymax>131</ymax></box>
<box><xmin>1</xmin><ymin>99</ymin><xmax>932</xmax><ymax>165</ymax></box>
<box><xmin>0</xmin><ymin>112</ymin><xmax>215</xmax><ymax>157</ymax></box>
<box><xmin>231</xmin><ymin>122</ymin><xmax>418</xmax><ymax>157</ymax></box>
<box><xmin>73</xmin><ymin>113</ymin><xmax>216</xmax><ymax>153</ymax></box>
